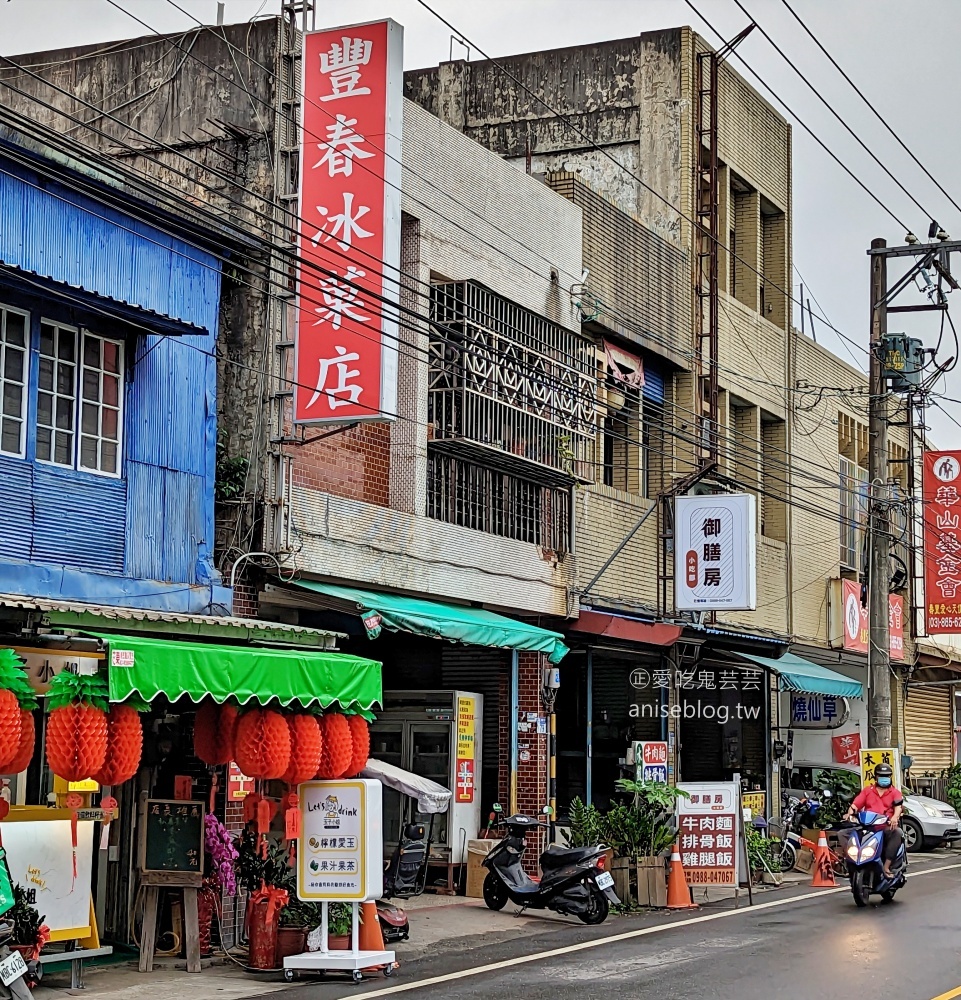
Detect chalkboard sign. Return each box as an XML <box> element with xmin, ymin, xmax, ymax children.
<box><xmin>139</xmin><ymin>799</ymin><xmax>205</xmax><ymax>880</ymax></box>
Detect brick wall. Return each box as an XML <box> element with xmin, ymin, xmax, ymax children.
<box><xmin>289</xmin><ymin>423</ymin><xmax>391</xmax><ymax>507</ymax></box>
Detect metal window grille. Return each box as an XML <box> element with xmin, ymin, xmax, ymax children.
<box><xmin>429</xmin><ymin>281</ymin><xmax>596</xmax><ymax>482</ymax></box>
<box><xmin>427</xmin><ymin>452</ymin><xmax>570</xmax><ymax>555</ymax></box>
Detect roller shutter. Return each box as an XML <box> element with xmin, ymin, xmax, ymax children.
<box><xmin>904</xmin><ymin>686</ymin><xmax>954</xmax><ymax>773</ymax></box>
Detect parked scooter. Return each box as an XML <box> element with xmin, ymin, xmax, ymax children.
<box><xmin>0</xmin><ymin>921</ymin><xmax>34</xmax><ymax>1000</ymax></box>
<box><xmin>482</xmin><ymin>806</ymin><xmax>618</xmax><ymax>924</ymax></box>
<box><xmin>836</xmin><ymin>809</ymin><xmax>908</xmax><ymax>907</ymax></box>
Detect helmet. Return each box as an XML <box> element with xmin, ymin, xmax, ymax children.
<box><xmin>874</xmin><ymin>763</ymin><xmax>894</xmax><ymax>780</ymax></box>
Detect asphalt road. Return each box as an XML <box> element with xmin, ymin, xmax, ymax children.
<box><xmin>289</xmin><ymin>858</ymin><xmax>961</xmax><ymax>1000</ymax></box>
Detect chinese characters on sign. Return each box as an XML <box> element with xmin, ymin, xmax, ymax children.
<box><xmin>455</xmin><ymin>695</ymin><xmax>477</xmax><ymax>804</ymax></box>
<box><xmin>295</xmin><ymin>22</ymin><xmax>403</xmax><ymax>424</ymax></box>
<box><xmin>676</xmin><ymin>782</ymin><xmax>741</xmax><ymax>886</ymax></box>
<box><xmin>789</xmin><ymin>693</ymin><xmax>849</xmax><ymax>729</ymax></box>
<box><xmin>858</xmin><ymin>748</ymin><xmax>901</xmax><ymax>788</ymax></box>
<box><xmin>298</xmin><ymin>780</ymin><xmax>383</xmax><ymax>901</ymax></box>
<box><xmin>832</xmin><ymin>732</ymin><xmax>861</xmax><ymax>765</ymax></box>
<box><xmin>633</xmin><ymin>741</ymin><xmax>668</xmax><ymax>783</ymax></box>
<box><xmin>629</xmin><ymin>667</ymin><xmax>763</xmax><ymax>691</ymax></box>
<box><xmin>675</xmin><ymin>494</ymin><xmax>757</xmax><ymax>610</ymax></box>
<box><xmin>6</xmin><ymin>648</ymin><xmax>102</xmax><ymax>696</ymax></box>
<box><xmin>839</xmin><ymin>579</ymin><xmax>904</xmax><ymax>659</ymax></box>
<box><xmin>922</xmin><ymin>451</ymin><xmax>961</xmax><ymax>634</ymax></box>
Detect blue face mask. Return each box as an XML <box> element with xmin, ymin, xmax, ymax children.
<box><xmin>877</xmin><ymin>777</ymin><xmax>892</xmax><ymax>788</ymax></box>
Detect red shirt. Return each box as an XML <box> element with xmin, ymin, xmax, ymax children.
<box><xmin>852</xmin><ymin>784</ymin><xmax>903</xmax><ymax>819</ymax></box>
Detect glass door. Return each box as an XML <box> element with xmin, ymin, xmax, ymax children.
<box><xmin>408</xmin><ymin>723</ymin><xmax>451</xmax><ymax>848</ymax></box>
<box><xmin>370</xmin><ymin>723</ymin><xmax>404</xmax><ymax>850</ymax></box>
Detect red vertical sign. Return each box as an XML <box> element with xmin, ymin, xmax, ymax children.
<box><xmin>840</xmin><ymin>579</ymin><xmax>905</xmax><ymax>658</ymax></box>
<box><xmin>923</xmin><ymin>451</ymin><xmax>961</xmax><ymax>634</ymax></box>
<box><xmin>295</xmin><ymin>21</ymin><xmax>402</xmax><ymax>423</ymax></box>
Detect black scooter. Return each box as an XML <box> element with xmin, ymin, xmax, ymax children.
<box><xmin>481</xmin><ymin>807</ymin><xmax>618</xmax><ymax>924</ymax></box>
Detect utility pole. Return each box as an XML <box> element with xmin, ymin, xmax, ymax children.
<box><xmin>868</xmin><ymin>237</ymin><xmax>891</xmax><ymax>748</ymax></box>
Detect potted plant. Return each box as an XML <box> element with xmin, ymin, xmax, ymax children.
<box><xmin>277</xmin><ymin>898</ymin><xmax>319</xmax><ymax>961</ymax></box>
<box><xmin>326</xmin><ymin>902</ymin><xmax>354</xmax><ymax>950</ymax></box>
<box><xmin>199</xmin><ymin>814</ymin><xmax>238</xmax><ymax>957</ymax></box>
<box><xmin>611</xmin><ymin>779</ymin><xmax>689</xmax><ymax>908</ymax></box>
<box><xmin>8</xmin><ymin>885</ymin><xmax>49</xmax><ymax>962</ymax></box>
<box><xmin>566</xmin><ymin>797</ymin><xmax>620</xmax><ymax>894</ymax></box>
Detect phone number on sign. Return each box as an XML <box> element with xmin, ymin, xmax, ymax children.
<box><xmin>687</xmin><ymin>870</ymin><xmax>736</xmax><ymax>885</ymax></box>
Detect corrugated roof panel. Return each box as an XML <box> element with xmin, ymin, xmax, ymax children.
<box><xmin>124</xmin><ymin>461</ymin><xmax>165</xmax><ymax>582</ymax></box>
<box><xmin>0</xmin><ymin>456</ymin><xmax>33</xmax><ymax>559</ymax></box>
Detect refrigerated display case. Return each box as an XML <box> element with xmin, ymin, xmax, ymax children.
<box><xmin>370</xmin><ymin>690</ymin><xmax>482</xmax><ymax>866</ymax></box>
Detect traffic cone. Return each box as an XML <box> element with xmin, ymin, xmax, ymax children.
<box><xmin>810</xmin><ymin>830</ymin><xmax>836</xmax><ymax>887</ymax></box>
<box><xmin>359</xmin><ymin>901</ymin><xmax>397</xmax><ymax>973</ymax></box>
<box><xmin>666</xmin><ymin>844</ymin><xmax>698</xmax><ymax>909</ymax></box>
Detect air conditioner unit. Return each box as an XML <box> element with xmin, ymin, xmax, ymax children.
<box><xmin>687</xmin><ymin>482</ymin><xmax>716</xmax><ymax>497</ymax></box>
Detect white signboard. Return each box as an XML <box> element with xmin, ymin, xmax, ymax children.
<box><xmin>675</xmin><ymin>493</ymin><xmax>757</xmax><ymax>610</ymax></box>
<box><xmin>1</xmin><ymin>820</ymin><xmax>95</xmax><ymax>934</ymax></box>
<box><xmin>2</xmin><ymin>647</ymin><xmax>102</xmax><ymax>696</ymax></box>
<box><xmin>676</xmin><ymin>781</ymin><xmax>742</xmax><ymax>886</ymax></box>
<box><xmin>298</xmin><ymin>779</ymin><xmax>383</xmax><ymax>902</ymax></box>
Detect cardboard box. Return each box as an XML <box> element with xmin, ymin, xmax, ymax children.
<box><xmin>466</xmin><ymin>839</ymin><xmax>498</xmax><ymax>897</ymax></box>
<box><xmin>795</xmin><ymin>847</ymin><xmax>816</xmax><ymax>874</ymax></box>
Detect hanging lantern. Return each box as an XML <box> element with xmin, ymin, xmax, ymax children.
<box><xmin>316</xmin><ymin>714</ymin><xmax>352</xmax><ymax>779</ymax></box>
<box><xmin>0</xmin><ymin>649</ymin><xmax>36</xmax><ymax>772</ymax></box>
<box><xmin>234</xmin><ymin>709</ymin><xmax>291</xmax><ymax>780</ymax></box>
<box><xmin>92</xmin><ymin>704</ymin><xmax>143</xmax><ymax>786</ymax></box>
<box><xmin>282</xmin><ymin>714</ymin><xmax>323</xmax><ymax>786</ymax></box>
<box><xmin>193</xmin><ymin>701</ymin><xmax>238</xmax><ymax>766</ymax></box>
<box><xmin>44</xmin><ymin>672</ymin><xmax>109</xmax><ymax>783</ymax></box>
<box><xmin>3</xmin><ymin>710</ymin><xmax>35</xmax><ymax>776</ymax></box>
<box><xmin>344</xmin><ymin>715</ymin><xmax>370</xmax><ymax>778</ymax></box>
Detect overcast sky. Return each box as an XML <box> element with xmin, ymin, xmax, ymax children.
<box><xmin>3</xmin><ymin>0</ymin><xmax>960</xmax><ymax>443</ymax></box>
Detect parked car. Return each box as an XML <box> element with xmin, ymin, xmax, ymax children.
<box><xmin>780</xmin><ymin>762</ymin><xmax>961</xmax><ymax>853</ymax></box>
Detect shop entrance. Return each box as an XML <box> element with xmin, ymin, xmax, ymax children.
<box><xmin>555</xmin><ymin>648</ymin><xmax>665</xmax><ymax>817</ymax></box>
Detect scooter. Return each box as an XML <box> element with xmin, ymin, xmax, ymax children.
<box><xmin>0</xmin><ymin>921</ymin><xmax>34</xmax><ymax>1000</ymax></box>
<box><xmin>482</xmin><ymin>807</ymin><xmax>619</xmax><ymax>924</ymax></box>
<box><xmin>836</xmin><ymin>809</ymin><xmax>907</xmax><ymax>907</ymax></box>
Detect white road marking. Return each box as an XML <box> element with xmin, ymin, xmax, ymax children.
<box><xmin>338</xmin><ymin>861</ymin><xmax>961</xmax><ymax>999</ymax></box>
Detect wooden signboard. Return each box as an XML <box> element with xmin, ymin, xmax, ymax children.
<box><xmin>137</xmin><ymin>798</ymin><xmax>205</xmax><ymax>975</ymax></box>
<box><xmin>139</xmin><ymin>798</ymin><xmax>204</xmax><ymax>881</ymax></box>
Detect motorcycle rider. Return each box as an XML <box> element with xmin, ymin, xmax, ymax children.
<box><xmin>843</xmin><ymin>762</ymin><xmax>904</xmax><ymax>877</ymax></box>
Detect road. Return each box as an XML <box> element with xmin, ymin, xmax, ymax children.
<box><xmin>289</xmin><ymin>858</ymin><xmax>961</xmax><ymax>1000</ymax></box>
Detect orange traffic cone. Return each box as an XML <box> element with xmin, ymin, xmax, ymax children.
<box><xmin>666</xmin><ymin>844</ymin><xmax>697</xmax><ymax>909</ymax></box>
<box><xmin>359</xmin><ymin>901</ymin><xmax>396</xmax><ymax>973</ymax></box>
<box><xmin>810</xmin><ymin>830</ymin><xmax>836</xmax><ymax>887</ymax></box>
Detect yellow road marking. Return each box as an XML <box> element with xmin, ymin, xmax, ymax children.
<box><xmin>929</xmin><ymin>988</ymin><xmax>961</xmax><ymax>1000</ymax></box>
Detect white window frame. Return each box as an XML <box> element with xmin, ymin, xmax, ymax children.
<box><xmin>0</xmin><ymin>303</ymin><xmax>30</xmax><ymax>459</ymax></box>
<box><xmin>37</xmin><ymin>320</ymin><xmax>124</xmax><ymax>479</ymax></box>
<box><xmin>36</xmin><ymin>319</ymin><xmax>79</xmax><ymax>470</ymax></box>
<box><xmin>840</xmin><ymin>456</ymin><xmax>868</xmax><ymax>570</ymax></box>
<box><xmin>77</xmin><ymin>329</ymin><xmax>124</xmax><ymax>478</ymax></box>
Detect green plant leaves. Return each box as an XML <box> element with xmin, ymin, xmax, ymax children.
<box><xmin>46</xmin><ymin>670</ymin><xmax>110</xmax><ymax>712</ymax></box>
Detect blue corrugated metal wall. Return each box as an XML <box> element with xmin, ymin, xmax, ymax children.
<box><xmin>0</xmin><ymin>161</ymin><xmax>219</xmax><ymax>333</ymax></box>
<box><xmin>0</xmin><ymin>150</ymin><xmax>222</xmax><ymax>606</ymax></box>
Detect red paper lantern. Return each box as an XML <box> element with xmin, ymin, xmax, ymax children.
<box><xmin>92</xmin><ymin>705</ymin><xmax>143</xmax><ymax>786</ymax></box>
<box><xmin>345</xmin><ymin>716</ymin><xmax>370</xmax><ymax>778</ymax></box>
<box><xmin>282</xmin><ymin>714</ymin><xmax>323</xmax><ymax>786</ymax></box>
<box><xmin>0</xmin><ymin>689</ymin><xmax>22</xmax><ymax>772</ymax></box>
<box><xmin>234</xmin><ymin>709</ymin><xmax>291</xmax><ymax>779</ymax></box>
<box><xmin>193</xmin><ymin>701</ymin><xmax>238</xmax><ymax>766</ymax></box>
<box><xmin>46</xmin><ymin>702</ymin><xmax>108</xmax><ymax>783</ymax></box>
<box><xmin>316</xmin><ymin>714</ymin><xmax>352</xmax><ymax>779</ymax></box>
<box><xmin>1</xmin><ymin>709</ymin><xmax>35</xmax><ymax>775</ymax></box>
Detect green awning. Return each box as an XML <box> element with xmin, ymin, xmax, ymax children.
<box><xmin>295</xmin><ymin>582</ymin><xmax>570</xmax><ymax>664</ymax></box>
<box><xmin>738</xmin><ymin>651</ymin><xmax>863</xmax><ymax>698</ymax></box>
<box><xmin>95</xmin><ymin>633</ymin><xmax>382</xmax><ymax>712</ymax></box>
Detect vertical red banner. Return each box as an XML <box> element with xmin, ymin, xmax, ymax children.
<box><xmin>923</xmin><ymin>450</ymin><xmax>961</xmax><ymax>634</ymax></box>
<box><xmin>295</xmin><ymin>20</ymin><xmax>402</xmax><ymax>423</ymax></box>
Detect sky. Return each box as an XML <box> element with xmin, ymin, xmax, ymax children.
<box><xmin>3</xmin><ymin>0</ymin><xmax>961</xmax><ymax>444</ymax></box>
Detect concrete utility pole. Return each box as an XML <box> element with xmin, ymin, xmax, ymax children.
<box><xmin>868</xmin><ymin>237</ymin><xmax>892</xmax><ymax>748</ymax></box>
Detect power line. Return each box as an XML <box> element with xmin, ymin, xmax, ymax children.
<box><xmin>778</xmin><ymin>0</ymin><xmax>961</xmax><ymax>220</ymax></box>
<box><xmin>732</xmin><ymin>0</ymin><xmax>934</xmax><ymax>224</ymax></box>
<box><xmin>684</xmin><ymin>0</ymin><xmax>912</xmax><ymax>233</ymax></box>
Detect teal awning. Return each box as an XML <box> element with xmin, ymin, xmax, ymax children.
<box><xmin>295</xmin><ymin>582</ymin><xmax>569</xmax><ymax>664</ymax></box>
<box><xmin>738</xmin><ymin>651</ymin><xmax>863</xmax><ymax>698</ymax></box>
